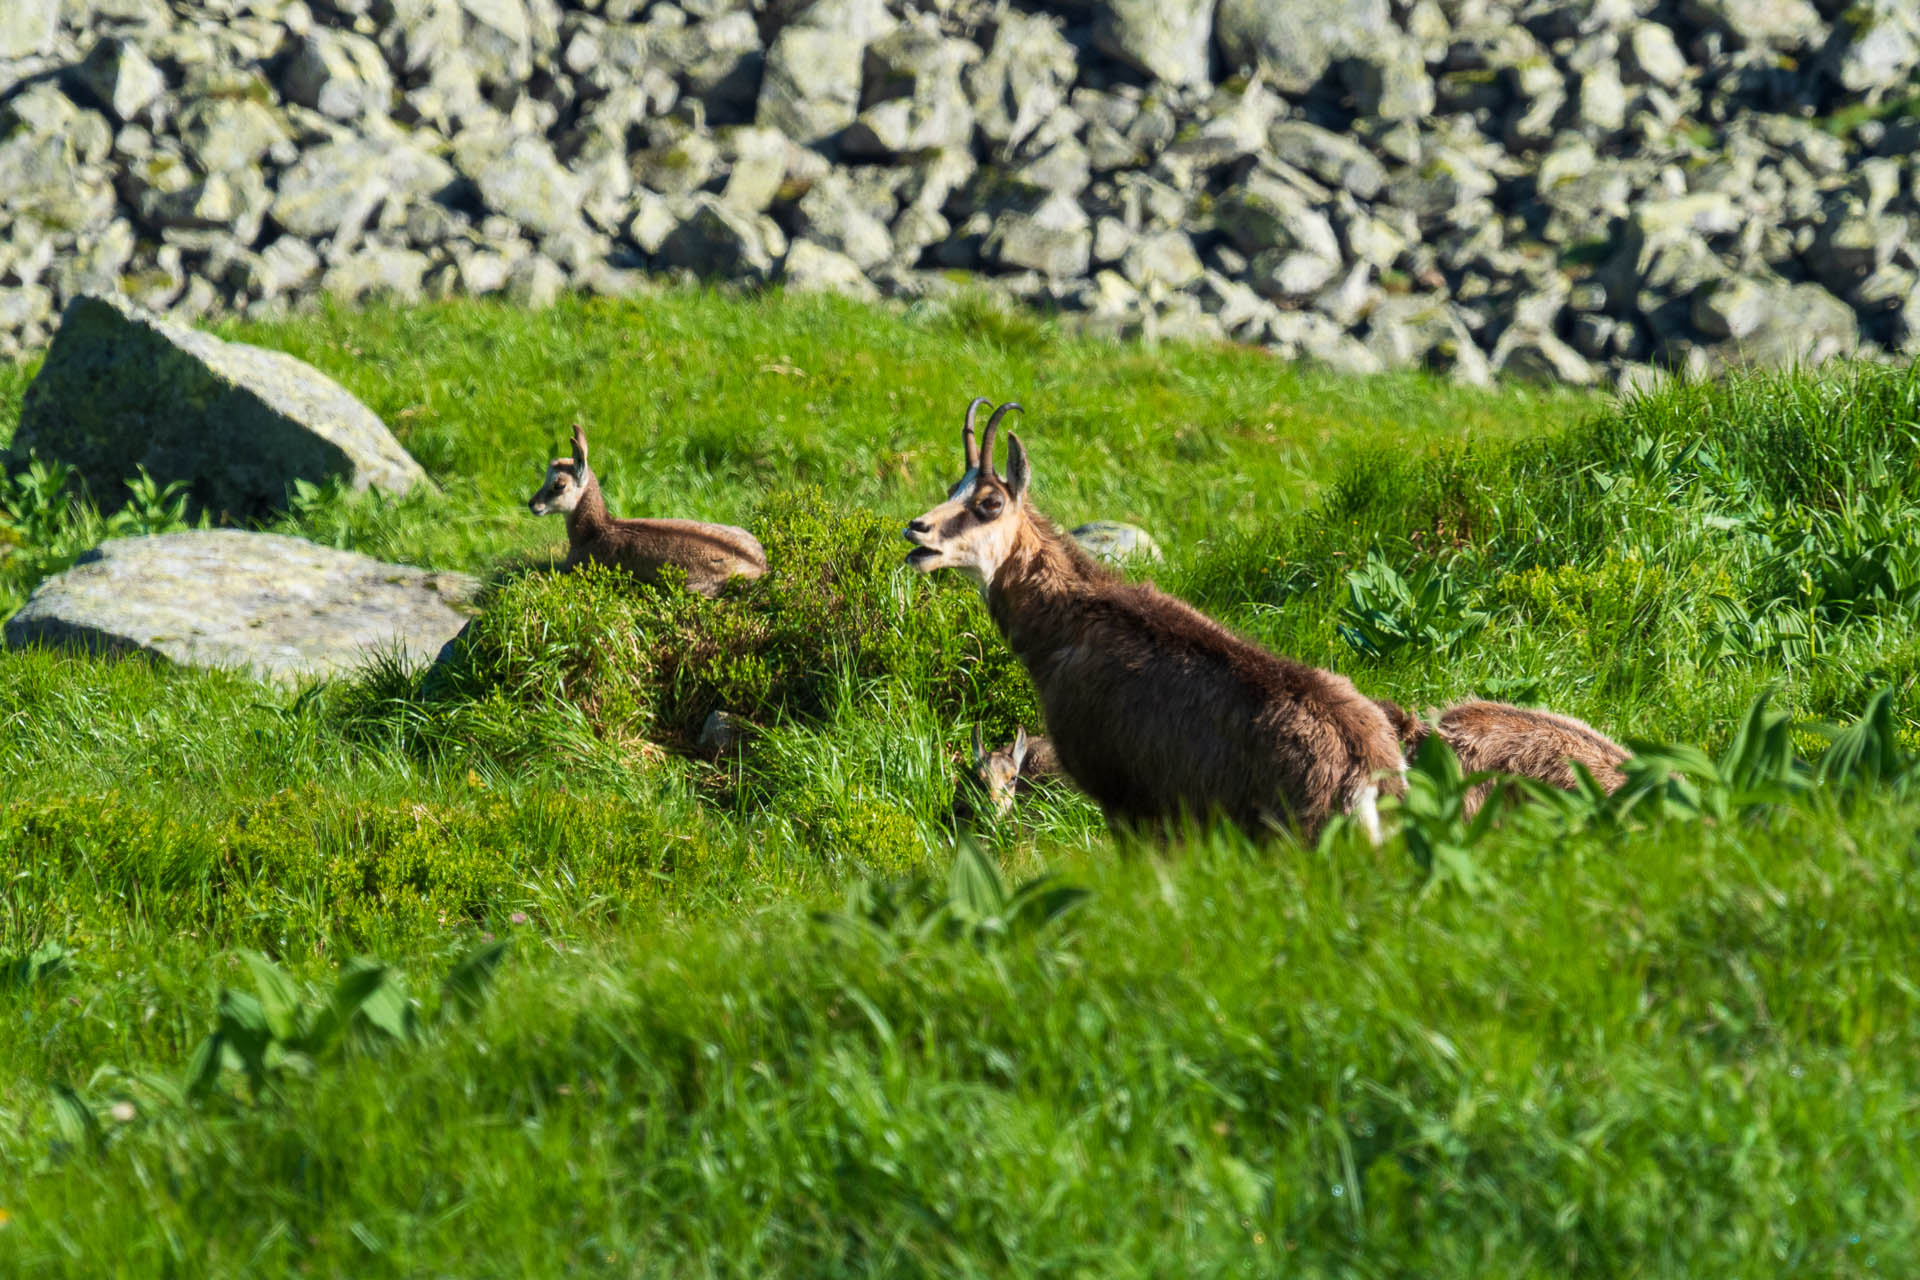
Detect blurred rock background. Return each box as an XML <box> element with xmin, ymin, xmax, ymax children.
<box><xmin>3</xmin><ymin>0</ymin><xmax>1917</xmax><ymax>387</ymax></box>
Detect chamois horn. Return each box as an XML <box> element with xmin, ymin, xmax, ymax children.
<box><xmin>978</xmin><ymin>402</ymin><xmax>1023</xmax><ymax>478</ymax></box>
<box><xmin>962</xmin><ymin>396</ymin><xmax>991</xmax><ymax>471</ymax></box>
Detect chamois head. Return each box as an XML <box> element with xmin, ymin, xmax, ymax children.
<box><xmin>903</xmin><ymin>398</ymin><xmax>1031</xmax><ymax>588</ymax></box>
<box><xmin>971</xmin><ymin>724</ymin><xmax>1031</xmax><ymax>819</ymax></box>
<box><xmin>527</xmin><ymin>423</ymin><xmax>595</xmax><ymax>516</ymax></box>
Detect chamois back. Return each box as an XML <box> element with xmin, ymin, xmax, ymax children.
<box><xmin>1380</xmin><ymin>697</ymin><xmax>1629</xmax><ymax>817</ymax></box>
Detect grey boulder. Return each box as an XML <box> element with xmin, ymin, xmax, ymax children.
<box><xmin>272</xmin><ymin>138</ymin><xmax>455</xmax><ymax>239</ymax></box>
<box><xmin>842</xmin><ymin>22</ymin><xmax>978</xmax><ymax>159</ymax></box>
<box><xmin>6</xmin><ymin>293</ymin><xmax>431</xmax><ymax>518</ymax></box>
<box><xmin>757</xmin><ymin>25</ymin><xmax>867</xmax><ymax>146</ymax></box>
<box><xmin>1700</xmin><ymin>280</ymin><xmax>1859</xmax><ymax>367</ymax></box>
<box><xmin>73</xmin><ymin>38</ymin><xmax>169</xmax><ymax>124</ymax></box>
<box><xmin>1214</xmin><ymin>0</ymin><xmax>1394</xmax><ymax>94</ymax></box>
<box><xmin>1678</xmin><ymin>0</ymin><xmax>1823</xmax><ymax>50</ymax></box>
<box><xmin>475</xmin><ymin>136</ymin><xmax>588</xmax><ymax>239</ymax></box>
<box><xmin>4</xmin><ymin>531</ymin><xmax>479</xmax><ymax>686</ymax></box>
<box><xmin>282</xmin><ymin>29</ymin><xmax>394</xmax><ymax>122</ymax></box>
<box><xmin>984</xmin><ymin>193</ymin><xmax>1092</xmax><ymax>277</ymax></box>
<box><xmin>660</xmin><ymin>195</ymin><xmax>780</xmax><ymax>281</ymax></box>
<box><xmin>0</xmin><ymin>0</ymin><xmax>59</xmax><ymax>60</ymax></box>
<box><xmin>1829</xmin><ymin>1</ymin><xmax>1920</xmax><ymax>97</ymax></box>
<box><xmin>1093</xmin><ymin>0</ymin><xmax>1214</xmax><ymax>86</ymax></box>
<box><xmin>1071</xmin><ymin>521</ymin><xmax>1163</xmax><ymax>563</ymax></box>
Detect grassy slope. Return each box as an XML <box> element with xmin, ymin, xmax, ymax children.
<box><xmin>3</xmin><ymin>293</ymin><xmax>1918</xmax><ymax>1277</ymax></box>
<box><xmin>0</xmin><ymin>291</ymin><xmax>1577</xmax><ymax>615</ymax></box>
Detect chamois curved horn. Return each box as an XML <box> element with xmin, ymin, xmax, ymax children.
<box><xmin>962</xmin><ymin>396</ymin><xmax>991</xmax><ymax>470</ymax></box>
<box><xmin>978</xmin><ymin>402</ymin><xmax>1023</xmax><ymax>478</ymax></box>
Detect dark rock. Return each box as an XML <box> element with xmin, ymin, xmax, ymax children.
<box><xmin>7</xmin><ymin>293</ymin><xmax>430</xmax><ymax>518</ymax></box>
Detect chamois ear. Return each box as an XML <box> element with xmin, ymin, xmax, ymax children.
<box><xmin>1004</xmin><ymin>433</ymin><xmax>1031</xmax><ymax>501</ymax></box>
<box><xmin>570</xmin><ymin>422</ymin><xmax>590</xmax><ymax>470</ymax></box>
<box><xmin>1011</xmin><ymin>726</ymin><xmax>1029</xmax><ymax>771</ymax></box>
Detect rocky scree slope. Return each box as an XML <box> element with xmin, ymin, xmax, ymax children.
<box><xmin>2</xmin><ymin>0</ymin><xmax>1918</xmax><ymax>388</ymax></box>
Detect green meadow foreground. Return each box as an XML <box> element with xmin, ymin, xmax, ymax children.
<box><xmin>3</xmin><ymin>293</ymin><xmax>1919</xmax><ymax>1277</ymax></box>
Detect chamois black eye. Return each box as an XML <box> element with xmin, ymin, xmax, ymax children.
<box><xmin>975</xmin><ymin>492</ymin><xmax>1003</xmax><ymax>518</ymax></box>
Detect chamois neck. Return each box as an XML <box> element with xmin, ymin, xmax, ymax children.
<box><xmin>565</xmin><ymin>473</ymin><xmax>610</xmax><ymax>542</ymax></box>
<box><xmin>986</xmin><ymin>510</ymin><xmax>1114</xmax><ymax>639</ymax></box>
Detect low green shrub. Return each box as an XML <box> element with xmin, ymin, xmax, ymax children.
<box><xmin>345</xmin><ymin>488</ymin><xmax>1040</xmax><ymax>772</ymax></box>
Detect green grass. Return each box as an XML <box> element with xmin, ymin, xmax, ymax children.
<box><xmin>1</xmin><ymin>291</ymin><xmax>1583</xmax><ymax>618</ymax></box>
<box><xmin>4</xmin><ymin>290</ymin><xmax>1920</xmax><ymax>1277</ymax></box>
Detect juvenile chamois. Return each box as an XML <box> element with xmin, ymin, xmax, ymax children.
<box><xmin>966</xmin><ymin>725</ymin><xmax>1064</xmax><ymax>820</ymax></box>
<box><xmin>1378</xmin><ymin>698</ymin><xmax>1629</xmax><ymax>817</ymax></box>
<box><xmin>527</xmin><ymin>423</ymin><xmax>767</xmax><ymax>597</ymax></box>
<box><xmin>906</xmin><ymin>398</ymin><xmax>1406</xmax><ymax>844</ymax></box>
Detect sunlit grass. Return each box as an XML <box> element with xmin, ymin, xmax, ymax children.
<box><xmin>2</xmin><ymin>291</ymin><xmax>1918</xmax><ymax>1277</ymax></box>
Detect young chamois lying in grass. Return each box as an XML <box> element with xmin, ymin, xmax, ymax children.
<box><xmin>1375</xmin><ymin>697</ymin><xmax>1629</xmax><ymax>817</ymax></box>
<box><xmin>527</xmin><ymin>423</ymin><xmax>767</xmax><ymax>597</ymax></box>
<box><xmin>906</xmin><ymin>398</ymin><xmax>1406</xmax><ymax>844</ymax></box>
<box><xmin>962</xmin><ymin>725</ymin><xmax>1063</xmax><ymax>821</ymax></box>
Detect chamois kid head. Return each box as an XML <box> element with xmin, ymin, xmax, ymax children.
<box><xmin>971</xmin><ymin>724</ymin><xmax>1031</xmax><ymax>819</ymax></box>
<box><xmin>903</xmin><ymin>398</ymin><xmax>1031</xmax><ymax>589</ymax></box>
<box><xmin>527</xmin><ymin>423</ymin><xmax>596</xmax><ymax>517</ymax></box>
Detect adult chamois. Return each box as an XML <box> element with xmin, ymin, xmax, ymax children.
<box><xmin>1376</xmin><ymin>698</ymin><xmax>1629</xmax><ymax>817</ymax></box>
<box><xmin>905</xmin><ymin>398</ymin><xmax>1406</xmax><ymax>844</ymax></box>
<box><xmin>527</xmin><ymin>423</ymin><xmax>766</xmax><ymax>597</ymax></box>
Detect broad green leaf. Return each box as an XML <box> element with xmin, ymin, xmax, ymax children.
<box><xmin>439</xmin><ymin>941</ymin><xmax>510</xmax><ymax>1023</ymax></box>
<box><xmin>183</xmin><ymin>1033</ymin><xmax>224</xmax><ymax>1100</ymax></box>
<box><xmin>47</xmin><ymin>1082</ymin><xmax>100</xmax><ymax>1151</ymax></box>
<box><xmin>947</xmin><ymin>839</ymin><xmax>1007</xmax><ymax>920</ymax></box>
<box><xmin>356</xmin><ymin>968</ymin><xmax>416</xmax><ymax>1043</ymax></box>
<box><xmin>242</xmin><ymin>951</ymin><xmax>306</xmax><ymax>1044</ymax></box>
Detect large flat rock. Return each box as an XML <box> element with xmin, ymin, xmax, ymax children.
<box><xmin>6</xmin><ymin>293</ymin><xmax>431</xmax><ymax>519</ymax></box>
<box><xmin>4</xmin><ymin>530</ymin><xmax>480</xmax><ymax>685</ymax></box>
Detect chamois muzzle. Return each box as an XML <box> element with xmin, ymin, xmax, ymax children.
<box><xmin>904</xmin><ymin>398</ymin><xmax>1028</xmax><ymax>576</ymax></box>
<box><xmin>902</xmin><ymin>516</ymin><xmax>940</xmax><ymax>567</ymax></box>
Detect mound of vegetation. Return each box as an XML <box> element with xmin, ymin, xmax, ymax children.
<box><xmin>344</xmin><ymin>488</ymin><xmax>1038</xmax><ymax>759</ymax></box>
<box><xmin>329</xmin><ymin>489</ymin><xmax>1066</xmax><ymax>873</ymax></box>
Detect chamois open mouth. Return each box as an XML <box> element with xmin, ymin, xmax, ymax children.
<box><xmin>903</xmin><ymin>524</ymin><xmax>941</xmax><ymax>568</ymax></box>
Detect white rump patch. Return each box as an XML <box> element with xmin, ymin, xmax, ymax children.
<box><xmin>1352</xmin><ymin>783</ymin><xmax>1383</xmax><ymax>847</ymax></box>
